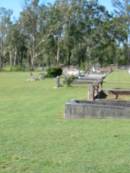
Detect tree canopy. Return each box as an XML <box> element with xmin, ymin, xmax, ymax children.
<box><xmin>0</xmin><ymin>0</ymin><xmax>128</xmax><ymax>70</ymax></box>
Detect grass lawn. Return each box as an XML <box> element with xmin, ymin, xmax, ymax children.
<box><xmin>0</xmin><ymin>70</ymin><xmax>130</xmax><ymax>173</ymax></box>
<box><xmin>104</xmin><ymin>70</ymin><xmax>130</xmax><ymax>89</ymax></box>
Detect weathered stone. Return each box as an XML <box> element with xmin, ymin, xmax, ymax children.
<box><xmin>56</xmin><ymin>76</ymin><xmax>61</xmax><ymax>88</ymax></box>
<box><xmin>64</xmin><ymin>100</ymin><xmax>130</xmax><ymax>119</ymax></box>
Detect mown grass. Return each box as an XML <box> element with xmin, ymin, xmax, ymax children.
<box><xmin>0</xmin><ymin>71</ymin><xmax>130</xmax><ymax>173</ymax></box>
<box><xmin>104</xmin><ymin>69</ymin><xmax>130</xmax><ymax>89</ymax></box>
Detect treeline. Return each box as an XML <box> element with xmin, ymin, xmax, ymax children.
<box><xmin>0</xmin><ymin>0</ymin><xmax>128</xmax><ymax>70</ymax></box>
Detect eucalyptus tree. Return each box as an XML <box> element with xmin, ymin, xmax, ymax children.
<box><xmin>42</xmin><ymin>3</ymin><xmax>63</xmax><ymax>65</ymax></box>
<box><xmin>6</xmin><ymin>23</ymin><xmax>27</xmax><ymax>67</ymax></box>
<box><xmin>19</xmin><ymin>0</ymin><xmax>40</xmax><ymax>69</ymax></box>
<box><xmin>0</xmin><ymin>7</ymin><xmax>12</xmax><ymax>68</ymax></box>
<box><xmin>0</xmin><ymin>0</ymin><xmax>127</xmax><ymax>70</ymax></box>
<box><xmin>112</xmin><ymin>0</ymin><xmax>129</xmax><ymax>15</ymax></box>
<box><xmin>60</xmin><ymin>0</ymin><xmax>114</xmax><ymax>66</ymax></box>
<box><xmin>112</xmin><ymin>0</ymin><xmax>130</xmax><ymax>63</ymax></box>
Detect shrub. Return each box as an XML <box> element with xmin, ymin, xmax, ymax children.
<box><xmin>63</xmin><ymin>75</ymin><xmax>76</xmax><ymax>87</ymax></box>
<box><xmin>10</xmin><ymin>65</ymin><xmax>26</xmax><ymax>72</ymax></box>
<box><xmin>2</xmin><ymin>65</ymin><xmax>26</xmax><ymax>72</ymax></box>
<box><xmin>46</xmin><ymin>67</ymin><xmax>62</xmax><ymax>77</ymax></box>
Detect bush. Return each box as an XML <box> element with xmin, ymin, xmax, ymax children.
<box><xmin>10</xmin><ymin>65</ymin><xmax>26</xmax><ymax>72</ymax></box>
<box><xmin>63</xmin><ymin>75</ymin><xmax>76</xmax><ymax>87</ymax></box>
<box><xmin>46</xmin><ymin>67</ymin><xmax>62</xmax><ymax>77</ymax></box>
<box><xmin>2</xmin><ymin>65</ymin><xmax>26</xmax><ymax>72</ymax></box>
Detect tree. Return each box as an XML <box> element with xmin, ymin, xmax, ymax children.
<box><xmin>112</xmin><ymin>0</ymin><xmax>130</xmax><ymax>63</ymax></box>
<box><xmin>0</xmin><ymin>0</ymin><xmax>128</xmax><ymax>70</ymax></box>
<box><xmin>0</xmin><ymin>7</ymin><xmax>12</xmax><ymax>68</ymax></box>
<box><xmin>6</xmin><ymin>23</ymin><xmax>27</xmax><ymax>67</ymax></box>
<box><xmin>19</xmin><ymin>0</ymin><xmax>40</xmax><ymax>69</ymax></box>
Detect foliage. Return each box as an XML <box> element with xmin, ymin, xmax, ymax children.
<box><xmin>46</xmin><ymin>66</ymin><xmax>62</xmax><ymax>77</ymax></box>
<box><xmin>0</xmin><ymin>0</ymin><xmax>128</xmax><ymax>70</ymax></box>
<box><xmin>63</xmin><ymin>75</ymin><xmax>76</xmax><ymax>87</ymax></box>
<box><xmin>2</xmin><ymin>65</ymin><xmax>26</xmax><ymax>72</ymax></box>
<box><xmin>112</xmin><ymin>0</ymin><xmax>130</xmax><ymax>64</ymax></box>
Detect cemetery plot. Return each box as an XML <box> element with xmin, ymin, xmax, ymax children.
<box><xmin>64</xmin><ymin>70</ymin><xmax>130</xmax><ymax>119</ymax></box>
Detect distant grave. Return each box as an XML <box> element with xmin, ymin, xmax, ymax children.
<box><xmin>64</xmin><ymin>71</ymin><xmax>130</xmax><ymax>119</ymax></box>
<box><xmin>73</xmin><ymin>73</ymin><xmax>106</xmax><ymax>100</ymax></box>
<box><xmin>55</xmin><ymin>76</ymin><xmax>62</xmax><ymax>88</ymax></box>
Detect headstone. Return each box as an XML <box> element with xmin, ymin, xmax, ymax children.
<box><xmin>56</xmin><ymin>76</ymin><xmax>61</xmax><ymax>88</ymax></box>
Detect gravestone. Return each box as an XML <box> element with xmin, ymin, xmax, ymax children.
<box><xmin>65</xmin><ymin>100</ymin><xmax>130</xmax><ymax>119</ymax></box>
<box><xmin>56</xmin><ymin>76</ymin><xmax>61</xmax><ymax>88</ymax></box>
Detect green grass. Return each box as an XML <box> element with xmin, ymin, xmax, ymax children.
<box><xmin>0</xmin><ymin>71</ymin><xmax>130</xmax><ymax>173</ymax></box>
<box><xmin>104</xmin><ymin>70</ymin><xmax>130</xmax><ymax>89</ymax></box>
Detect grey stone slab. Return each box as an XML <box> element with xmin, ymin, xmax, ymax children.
<box><xmin>65</xmin><ymin>100</ymin><xmax>130</xmax><ymax>119</ymax></box>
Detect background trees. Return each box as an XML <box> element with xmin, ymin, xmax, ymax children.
<box><xmin>0</xmin><ymin>7</ymin><xmax>12</xmax><ymax>69</ymax></box>
<box><xmin>0</xmin><ymin>0</ymin><xmax>128</xmax><ymax>70</ymax></box>
<box><xmin>112</xmin><ymin>0</ymin><xmax>130</xmax><ymax>63</ymax></box>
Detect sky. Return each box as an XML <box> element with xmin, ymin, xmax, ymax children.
<box><xmin>0</xmin><ymin>0</ymin><xmax>113</xmax><ymax>20</ymax></box>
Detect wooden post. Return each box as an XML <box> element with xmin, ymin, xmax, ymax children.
<box><xmin>88</xmin><ymin>84</ymin><xmax>95</xmax><ymax>101</ymax></box>
<box><xmin>93</xmin><ymin>85</ymin><xmax>95</xmax><ymax>101</ymax></box>
<box><xmin>95</xmin><ymin>84</ymin><xmax>99</xmax><ymax>96</ymax></box>
<box><xmin>88</xmin><ymin>82</ymin><xmax>101</xmax><ymax>101</ymax></box>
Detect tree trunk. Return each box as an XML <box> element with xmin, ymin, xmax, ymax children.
<box><xmin>13</xmin><ymin>49</ymin><xmax>17</xmax><ymax>66</ymax></box>
<box><xmin>56</xmin><ymin>46</ymin><xmax>60</xmax><ymax>65</ymax></box>
<box><xmin>31</xmin><ymin>56</ymin><xmax>34</xmax><ymax>70</ymax></box>
<box><xmin>30</xmin><ymin>36</ymin><xmax>35</xmax><ymax>70</ymax></box>
<box><xmin>67</xmin><ymin>50</ymin><xmax>71</xmax><ymax>66</ymax></box>
<box><xmin>9</xmin><ymin>51</ymin><xmax>13</xmax><ymax>67</ymax></box>
<box><xmin>0</xmin><ymin>56</ymin><xmax>3</xmax><ymax>69</ymax></box>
